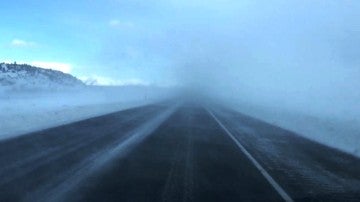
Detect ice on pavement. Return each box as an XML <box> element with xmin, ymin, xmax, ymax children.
<box><xmin>0</xmin><ymin>86</ymin><xmax>174</xmax><ymax>140</ymax></box>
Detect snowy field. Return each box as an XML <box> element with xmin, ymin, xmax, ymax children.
<box><xmin>229</xmin><ymin>101</ymin><xmax>360</xmax><ymax>158</ymax></box>
<box><xmin>1</xmin><ymin>85</ymin><xmax>359</xmax><ymax>159</ymax></box>
<box><xmin>0</xmin><ymin>86</ymin><xmax>174</xmax><ymax>140</ymax></box>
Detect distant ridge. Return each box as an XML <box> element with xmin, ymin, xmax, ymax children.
<box><xmin>0</xmin><ymin>62</ymin><xmax>84</xmax><ymax>89</ymax></box>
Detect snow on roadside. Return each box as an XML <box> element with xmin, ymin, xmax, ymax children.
<box><xmin>230</xmin><ymin>101</ymin><xmax>360</xmax><ymax>158</ymax></box>
<box><xmin>0</xmin><ymin>86</ymin><xmax>174</xmax><ymax>140</ymax></box>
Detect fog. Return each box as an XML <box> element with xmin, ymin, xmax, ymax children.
<box><xmin>2</xmin><ymin>1</ymin><xmax>360</xmax><ymax>200</ymax></box>
<box><xmin>95</xmin><ymin>0</ymin><xmax>360</xmax><ymax>154</ymax></box>
<box><xmin>176</xmin><ymin>1</ymin><xmax>360</xmax><ymax>117</ymax></box>
<box><xmin>1</xmin><ymin>0</ymin><xmax>359</xmax><ymax>154</ymax></box>
<box><xmin>144</xmin><ymin>0</ymin><xmax>360</xmax><ymax>120</ymax></box>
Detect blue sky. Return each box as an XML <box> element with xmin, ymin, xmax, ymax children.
<box><xmin>1</xmin><ymin>0</ymin><xmax>359</xmax><ymax>90</ymax></box>
<box><xmin>0</xmin><ymin>0</ymin><xmax>179</xmax><ymax>85</ymax></box>
<box><xmin>0</xmin><ymin>0</ymin><xmax>240</xmax><ymax>85</ymax></box>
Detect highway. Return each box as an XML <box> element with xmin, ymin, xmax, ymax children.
<box><xmin>0</xmin><ymin>102</ymin><xmax>359</xmax><ymax>201</ymax></box>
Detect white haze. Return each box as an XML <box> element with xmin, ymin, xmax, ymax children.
<box><xmin>0</xmin><ymin>86</ymin><xmax>175</xmax><ymax>140</ymax></box>
<box><xmin>1</xmin><ymin>0</ymin><xmax>359</xmax><ymax>155</ymax></box>
<box><xmin>105</xmin><ymin>0</ymin><xmax>360</xmax><ymax>154</ymax></box>
<box><xmin>154</xmin><ymin>0</ymin><xmax>360</xmax><ymax>118</ymax></box>
<box><xmin>105</xmin><ymin>0</ymin><xmax>360</xmax><ymax>118</ymax></box>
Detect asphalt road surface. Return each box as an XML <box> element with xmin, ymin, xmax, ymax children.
<box><xmin>0</xmin><ymin>102</ymin><xmax>359</xmax><ymax>202</ymax></box>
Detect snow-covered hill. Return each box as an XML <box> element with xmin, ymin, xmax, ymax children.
<box><xmin>0</xmin><ymin>62</ymin><xmax>84</xmax><ymax>90</ymax></box>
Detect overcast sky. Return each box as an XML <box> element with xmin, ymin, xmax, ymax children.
<box><xmin>1</xmin><ymin>0</ymin><xmax>359</xmax><ymax>103</ymax></box>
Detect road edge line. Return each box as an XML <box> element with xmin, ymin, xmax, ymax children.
<box><xmin>207</xmin><ymin>109</ymin><xmax>294</xmax><ymax>202</ymax></box>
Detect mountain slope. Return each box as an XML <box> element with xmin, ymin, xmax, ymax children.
<box><xmin>0</xmin><ymin>63</ymin><xmax>84</xmax><ymax>89</ymax></box>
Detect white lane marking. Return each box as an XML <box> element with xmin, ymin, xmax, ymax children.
<box><xmin>207</xmin><ymin>109</ymin><xmax>294</xmax><ymax>202</ymax></box>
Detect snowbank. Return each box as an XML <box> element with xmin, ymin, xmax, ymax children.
<box><xmin>0</xmin><ymin>86</ymin><xmax>174</xmax><ymax>140</ymax></box>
